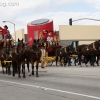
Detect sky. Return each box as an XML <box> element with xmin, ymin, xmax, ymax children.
<box><xmin>0</xmin><ymin>0</ymin><xmax>100</xmax><ymax>34</ymax></box>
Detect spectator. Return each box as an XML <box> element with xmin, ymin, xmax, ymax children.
<box><xmin>41</xmin><ymin>45</ymin><xmax>46</xmax><ymax>68</ymax></box>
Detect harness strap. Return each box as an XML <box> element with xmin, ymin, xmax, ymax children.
<box><xmin>75</xmin><ymin>47</ymin><xmax>77</xmax><ymax>52</ymax></box>
<box><xmin>86</xmin><ymin>46</ymin><xmax>89</xmax><ymax>50</ymax></box>
<box><xmin>93</xmin><ymin>43</ymin><xmax>96</xmax><ymax>50</ymax></box>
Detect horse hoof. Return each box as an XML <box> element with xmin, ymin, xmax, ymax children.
<box><xmin>36</xmin><ymin>75</ymin><xmax>39</xmax><ymax>77</ymax></box>
<box><xmin>93</xmin><ymin>65</ymin><xmax>95</xmax><ymax>67</ymax></box>
<box><xmin>23</xmin><ymin>75</ymin><xmax>26</xmax><ymax>78</ymax></box>
<box><xmin>80</xmin><ymin>65</ymin><xmax>82</xmax><ymax>67</ymax></box>
<box><xmin>13</xmin><ymin>74</ymin><xmax>15</xmax><ymax>77</ymax></box>
<box><xmin>32</xmin><ymin>72</ymin><xmax>34</xmax><ymax>75</ymax></box>
<box><xmin>28</xmin><ymin>73</ymin><xmax>31</xmax><ymax>76</ymax></box>
<box><xmin>29</xmin><ymin>74</ymin><xmax>31</xmax><ymax>76</ymax></box>
<box><xmin>86</xmin><ymin>65</ymin><xmax>88</xmax><ymax>67</ymax></box>
<box><xmin>8</xmin><ymin>73</ymin><xmax>11</xmax><ymax>75</ymax></box>
<box><xmin>18</xmin><ymin>76</ymin><xmax>21</xmax><ymax>78</ymax></box>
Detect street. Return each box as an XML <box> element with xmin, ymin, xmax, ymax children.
<box><xmin>0</xmin><ymin>64</ymin><xmax>100</xmax><ymax>100</ymax></box>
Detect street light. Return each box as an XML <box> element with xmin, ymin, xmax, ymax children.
<box><xmin>2</xmin><ymin>21</ymin><xmax>16</xmax><ymax>44</ymax></box>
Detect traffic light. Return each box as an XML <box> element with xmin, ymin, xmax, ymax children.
<box><xmin>69</xmin><ymin>18</ymin><xmax>72</xmax><ymax>25</ymax></box>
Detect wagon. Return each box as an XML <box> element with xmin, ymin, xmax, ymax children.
<box><xmin>45</xmin><ymin>45</ymin><xmax>62</xmax><ymax>66</ymax></box>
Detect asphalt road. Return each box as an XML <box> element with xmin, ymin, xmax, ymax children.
<box><xmin>0</xmin><ymin>64</ymin><xmax>100</xmax><ymax>100</ymax></box>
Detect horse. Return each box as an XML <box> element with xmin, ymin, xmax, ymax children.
<box><xmin>65</xmin><ymin>44</ymin><xmax>75</xmax><ymax>66</ymax></box>
<box><xmin>55</xmin><ymin>44</ymin><xmax>76</xmax><ymax>67</ymax></box>
<box><xmin>75</xmin><ymin>42</ymin><xmax>99</xmax><ymax>67</ymax></box>
<box><xmin>12</xmin><ymin>38</ymin><xmax>26</xmax><ymax>78</ymax></box>
<box><xmin>0</xmin><ymin>39</ymin><xmax>12</xmax><ymax>74</ymax></box>
<box><xmin>87</xmin><ymin>40</ymin><xmax>100</xmax><ymax>66</ymax></box>
<box><xmin>74</xmin><ymin>44</ymin><xmax>91</xmax><ymax>67</ymax></box>
<box><xmin>25</xmin><ymin>39</ymin><xmax>41</xmax><ymax>77</ymax></box>
<box><xmin>55</xmin><ymin>46</ymin><xmax>69</xmax><ymax>66</ymax></box>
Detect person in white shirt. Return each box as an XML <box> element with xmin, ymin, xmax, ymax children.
<box><xmin>41</xmin><ymin>45</ymin><xmax>46</xmax><ymax>68</ymax></box>
<box><xmin>47</xmin><ymin>32</ymin><xmax>53</xmax><ymax>47</ymax></box>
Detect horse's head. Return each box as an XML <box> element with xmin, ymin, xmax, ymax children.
<box><xmin>17</xmin><ymin>38</ymin><xmax>25</xmax><ymax>54</ymax></box>
<box><xmin>32</xmin><ymin>39</ymin><xmax>41</xmax><ymax>58</ymax></box>
<box><xmin>98</xmin><ymin>40</ymin><xmax>100</xmax><ymax>47</ymax></box>
<box><xmin>6</xmin><ymin>39</ymin><xmax>12</xmax><ymax>54</ymax></box>
<box><xmin>93</xmin><ymin>40</ymin><xmax>100</xmax><ymax>50</ymax></box>
<box><xmin>66</xmin><ymin>45</ymin><xmax>73</xmax><ymax>54</ymax></box>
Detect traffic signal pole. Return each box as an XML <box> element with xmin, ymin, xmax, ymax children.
<box><xmin>69</xmin><ymin>18</ymin><xmax>72</xmax><ymax>26</ymax></box>
<box><xmin>69</xmin><ymin>18</ymin><xmax>100</xmax><ymax>26</ymax></box>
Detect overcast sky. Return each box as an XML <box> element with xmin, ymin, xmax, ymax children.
<box><xmin>0</xmin><ymin>0</ymin><xmax>100</xmax><ymax>34</ymax></box>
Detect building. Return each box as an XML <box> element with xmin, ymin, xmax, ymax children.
<box><xmin>27</xmin><ymin>18</ymin><xmax>54</xmax><ymax>45</ymax></box>
<box><xmin>59</xmin><ymin>25</ymin><xmax>100</xmax><ymax>47</ymax></box>
<box><xmin>12</xmin><ymin>29</ymin><xmax>25</xmax><ymax>44</ymax></box>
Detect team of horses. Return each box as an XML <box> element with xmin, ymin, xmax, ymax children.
<box><xmin>0</xmin><ymin>38</ymin><xmax>100</xmax><ymax>78</ymax></box>
<box><xmin>55</xmin><ymin>40</ymin><xmax>100</xmax><ymax>67</ymax></box>
<box><xmin>0</xmin><ymin>38</ymin><xmax>41</xmax><ymax>78</ymax></box>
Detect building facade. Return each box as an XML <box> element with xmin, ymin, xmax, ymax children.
<box><xmin>59</xmin><ymin>25</ymin><xmax>100</xmax><ymax>47</ymax></box>
<box><xmin>27</xmin><ymin>18</ymin><xmax>54</xmax><ymax>45</ymax></box>
<box><xmin>12</xmin><ymin>29</ymin><xmax>25</xmax><ymax>44</ymax></box>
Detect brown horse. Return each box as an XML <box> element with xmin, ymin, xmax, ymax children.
<box><xmin>88</xmin><ymin>40</ymin><xmax>100</xmax><ymax>66</ymax></box>
<box><xmin>55</xmin><ymin>45</ymin><xmax>74</xmax><ymax>67</ymax></box>
<box><xmin>25</xmin><ymin>39</ymin><xmax>41</xmax><ymax>77</ymax></box>
<box><xmin>12</xmin><ymin>38</ymin><xmax>26</xmax><ymax>78</ymax></box>
<box><xmin>0</xmin><ymin>39</ymin><xmax>12</xmax><ymax>74</ymax></box>
<box><xmin>75</xmin><ymin>40</ymin><xmax>100</xmax><ymax>67</ymax></box>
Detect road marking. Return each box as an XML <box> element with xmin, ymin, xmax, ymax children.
<box><xmin>0</xmin><ymin>80</ymin><xmax>100</xmax><ymax>100</ymax></box>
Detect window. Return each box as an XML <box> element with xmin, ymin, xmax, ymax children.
<box><xmin>29</xmin><ymin>37</ymin><xmax>32</xmax><ymax>41</ymax></box>
<box><xmin>34</xmin><ymin>30</ymin><xmax>38</xmax><ymax>39</ymax></box>
<box><xmin>72</xmin><ymin>41</ymin><xmax>78</xmax><ymax>48</ymax></box>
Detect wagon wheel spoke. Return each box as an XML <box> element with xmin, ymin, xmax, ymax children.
<box><xmin>46</xmin><ymin>60</ymin><xmax>53</xmax><ymax>66</ymax></box>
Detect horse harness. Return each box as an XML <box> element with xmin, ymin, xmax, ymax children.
<box><xmin>6</xmin><ymin>34</ymin><xmax>11</xmax><ymax>39</ymax></box>
<box><xmin>85</xmin><ymin>46</ymin><xmax>89</xmax><ymax>51</ymax></box>
<box><xmin>75</xmin><ymin>47</ymin><xmax>77</xmax><ymax>52</ymax></box>
<box><xmin>93</xmin><ymin>43</ymin><xmax>97</xmax><ymax>50</ymax></box>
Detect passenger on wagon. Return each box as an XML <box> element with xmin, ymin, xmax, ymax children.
<box><xmin>0</xmin><ymin>29</ymin><xmax>4</xmax><ymax>46</ymax></box>
<box><xmin>42</xmin><ymin>30</ymin><xmax>48</xmax><ymax>38</ymax></box>
<box><xmin>39</xmin><ymin>32</ymin><xmax>44</xmax><ymax>42</ymax></box>
<box><xmin>47</xmin><ymin>32</ymin><xmax>53</xmax><ymax>47</ymax></box>
<box><xmin>4</xmin><ymin>30</ymin><xmax>14</xmax><ymax>47</ymax></box>
<box><xmin>53</xmin><ymin>34</ymin><xmax>60</xmax><ymax>46</ymax></box>
<box><xmin>39</xmin><ymin>32</ymin><xmax>45</xmax><ymax>47</ymax></box>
